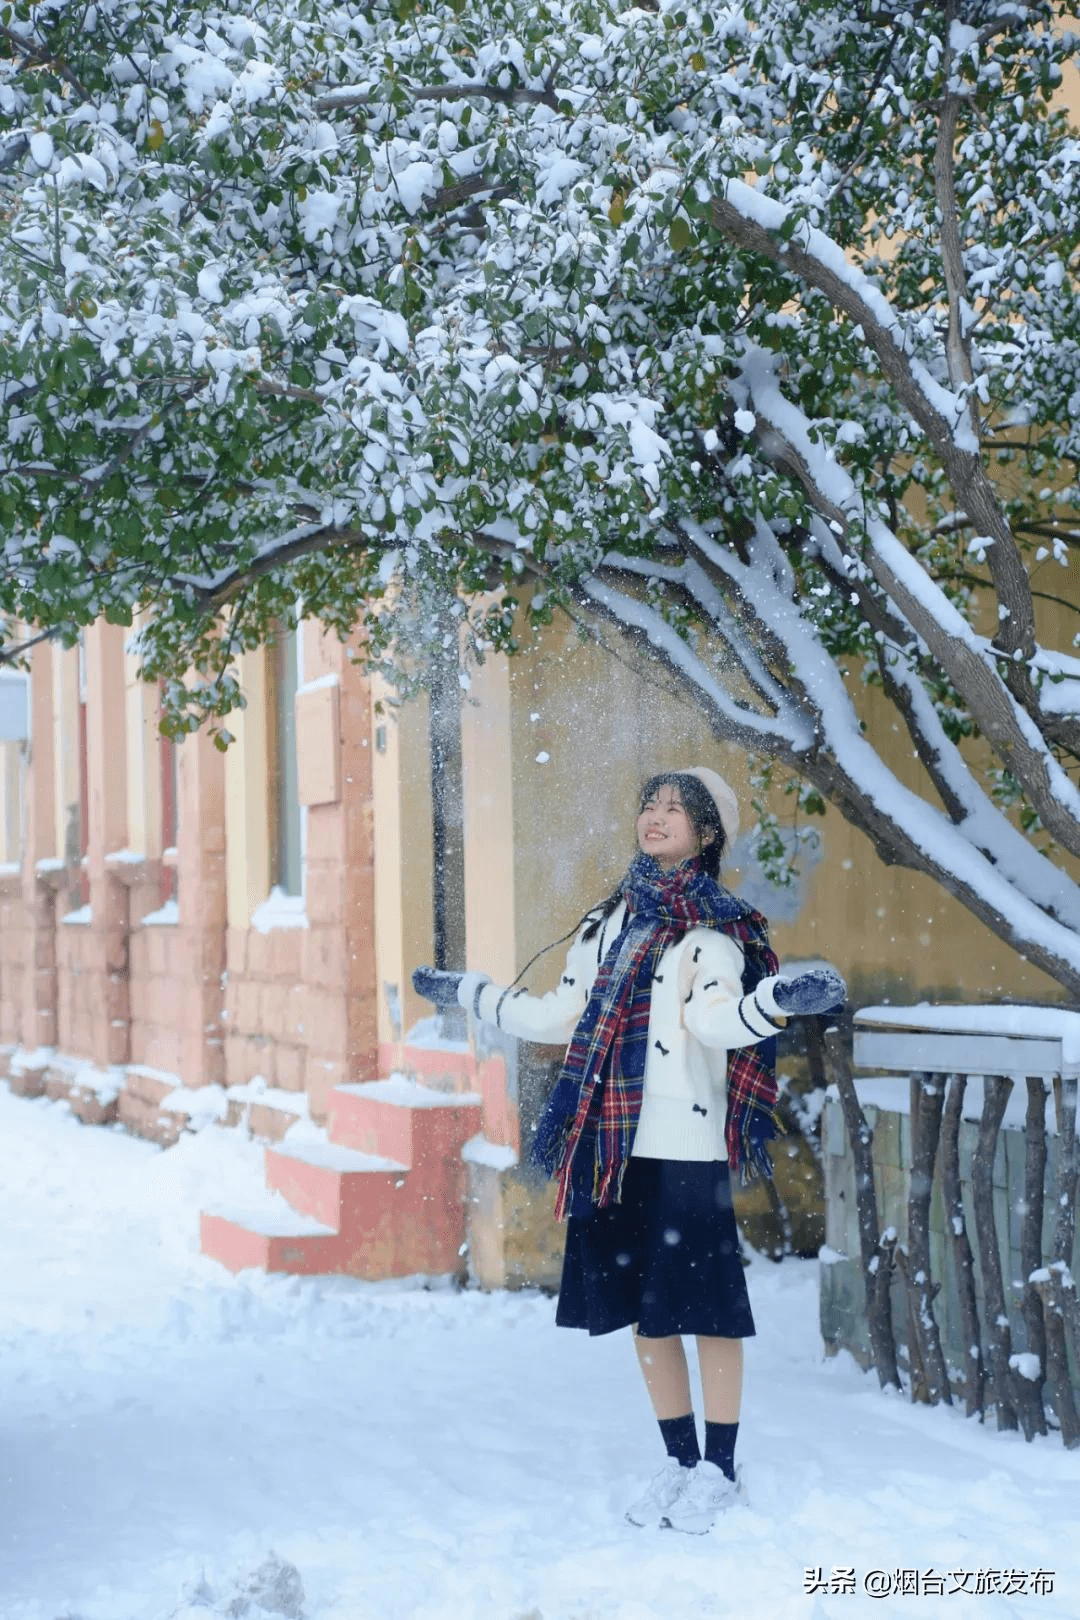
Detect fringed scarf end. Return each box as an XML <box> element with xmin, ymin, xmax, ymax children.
<box><xmin>592</xmin><ymin>1156</ymin><xmax>628</xmax><ymax>1212</ymax></box>
<box><xmin>733</xmin><ymin>1102</ymin><xmax>784</xmax><ymax>1186</ymax></box>
<box><xmin>553</xmin><ymin>1163</ymin><xmax>572</xmax><ymax>1223</ymax></box>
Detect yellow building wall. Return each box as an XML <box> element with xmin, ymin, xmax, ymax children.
<box><xmin>501</xmin><ymin>614</ymin><xmax>752</xmax><ymax>988</ymax></box>
<box><xmin>447</xmin><ymin>605</ymin><xmax>1076</xmax><ymax>1009</ymax></box>
<box><xmin>461</xmin><ymin>645</ymin><xmax>517</xmax><ymax>989</ymax></box>
<box><xmin>371</xmin><ymin>678</ymin><xmax>437</xmax><ymax>1042</ymax></box>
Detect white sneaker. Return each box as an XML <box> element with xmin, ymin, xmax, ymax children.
<box><xmin>625</xmin><ymin>1456</ymin><xmax>693</xmax><ymax>1527</ymax></box>
<box><xmin>661</xmin><ymin>1461</ymin><xmax>745</xmax><ymax>1533</ymax></box>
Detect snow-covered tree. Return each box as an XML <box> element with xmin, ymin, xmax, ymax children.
<box><xmin>3</xmin><ymin>0</ymin><xmax>1080</xmax><ymax>989</ymax></box>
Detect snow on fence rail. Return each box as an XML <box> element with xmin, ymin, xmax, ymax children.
<box><xmin>820</xmin><ymin>1005</ymin><xmax>1080</xmax><ymax>1445</ymax></box>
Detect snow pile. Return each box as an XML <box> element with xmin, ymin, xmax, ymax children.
<box><xmin>856</xmin><ymin>1002</ymin><xmax>1080</xmax><ymax>1068</ymax></box>
<box><xmin>2</xmin><ymin>1083</ymin><xmax>1079</xmax><ymax>1620</ymax></box>
<box><xmin>171</xmin><ymin>1552</ymin><xmax>305</xmax><ymax>1620</ymax></box>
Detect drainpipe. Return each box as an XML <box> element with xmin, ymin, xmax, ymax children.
<box><xmin>428</xmin><ymin>627</ymin><xmax>466</xmax><ymax>1040</ymax></box>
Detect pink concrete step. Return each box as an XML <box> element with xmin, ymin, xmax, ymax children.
<box><xmin>264</xmin><ymin>1140</ymin><xmax>407</xmax><ymax>1229</ymax></box>
<box><xmin>379</xmin><ymin>1034</ymin><xmax>483</xmax><ymax>1093</ymax></box>
<box><xmin>378</xmin><ymin>1038</ymin><xmax>517</xmax><ymax>1152</ymax></box>
<box><xmin>327</xmin><ymin>1077</ymin><xmax>482</xmax><ymax>1165</ymax></box>
<box><xmin>200</xmin><ymin>1080</ymin><xmax>486</xmax><ymax>1280</ymax></box>
<box><xmin>200</xmin><ymin>1206</ymin><xmax>343</xmax><ymax>1277</ymax></box>
<box><xmin>265</xmin><ymin>1136</ymin><xmax>471</xmax><ymax>1276</ymax></box>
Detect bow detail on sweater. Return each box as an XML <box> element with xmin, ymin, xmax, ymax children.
<box><xmin>530</xmin><ymin>852</ymin><xmax>780</xmax><ymax>1220</ymax></box>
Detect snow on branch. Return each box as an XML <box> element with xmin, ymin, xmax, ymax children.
<box><xmin>879</xmin><ymin>649</ymin><xmax>1080</xmax><ymax>933</ymax></box>
<box><xmin>712</xmin><ymin>177</ymin><xmax>1040</xmax><ymax>673</ymax></box>
<box><xmin>590</xmin><ymin>522</ymin><xmax>1080</xmax><ymax>989</ymax></box>
<box><xmin>580</xmin><ymin>574</ymin><xmax>814</xmax><ymax>750</ymax></box>
<box><xmin>598</xmin><ymin>548</ymin><xmax>795</xmax><ymax>715</ymax></box>
<box><xmin>714</xmin><ymin>179</ymin><xmax>978</xmax><ymax>454</ymax></box>
<box><xmin>315</xmin><ymin>81</ymin><xmax>558</xmax><ymax>113</ymax></box>
<box><xmin>734</xmin><ymin>349</ymin><xmax>1080</xmax><ymax>861</ymax></box>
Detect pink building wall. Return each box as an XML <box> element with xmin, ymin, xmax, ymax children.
<box><xmin>0</xmin><ymin>626</ymin><xmax>379</xmax><ymax>1144</ymax></box>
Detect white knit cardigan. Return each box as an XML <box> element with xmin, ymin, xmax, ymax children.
<box><xmin>470</xmin><ymin>903</ymin><xmax>786</xmax><ymax>1163</ymax></box>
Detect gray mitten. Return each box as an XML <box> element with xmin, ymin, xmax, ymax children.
<box><xmin>771</xmin><ymin>968</ymin><xmax>847</xmax><ymax>1017</ymax></box>
<box><xmin>411</xmin><ymin>966</ymin><xmax>464</xmax><ymax>1005</ymax></box>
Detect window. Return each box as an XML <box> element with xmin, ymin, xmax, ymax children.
<box><xmin>0</xmin><ymin>669</ymin><xmax>28</xmax><ymax>866</ymax></box>
<box><xmin>0</xmin><ymin>743</ymin><xmax>23</xmax><ymax>865</ymax></box>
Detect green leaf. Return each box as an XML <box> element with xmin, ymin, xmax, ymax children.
<box><xmin>668</xmin><ymin>215</ymin><xmax>693</xmax><ymax>253</ymax></box>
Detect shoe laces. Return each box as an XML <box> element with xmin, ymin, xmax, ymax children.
<box><xmin>680</xmin><ymin>1461</ymin><xmax>735</xmax><ymax>1509</ymax></box>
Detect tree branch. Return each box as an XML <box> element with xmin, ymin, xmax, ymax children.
<box><xmin>315</xmin><ymin>80</ymin><xmax>559</xmax><ymax>114</ymax></box>
<box><xmin>169</xmin><ymin>522</ymin><xmax>379</xmax><ymax>615</ymax></box>
<box><xmin>0</xmin><ymin>624</ymin><xmax>65</xmax><ymax>666</ymax></box>
<box><xmin>933</xmin><ymin>18</ymin><xmax>978</xmax><ymax>413</ymax></box>
<box><xmin>0</xmin><ymin>22</ymin><xmax>91</xmax><ymax>101</ymax></box>
<box><xmin>589</xmin><ymin>528</ymin><xmax>1080</xmax><ymax>989</ymax></box>
<box><xmin>710</xmin><ymin>181</ymin><xmax>1042</xmax><ymax>694</ymax></box>
<box><xmin>735</xmin><ymin>361</ymin><xmax>1080</xmax><ymax>861</ymax></box>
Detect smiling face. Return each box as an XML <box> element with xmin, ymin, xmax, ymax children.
<box><xmin>636</xmin><ymin>782</ymin><xmax>714</xmax><ymax>871</ymax></box>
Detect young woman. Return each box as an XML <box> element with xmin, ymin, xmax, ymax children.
<box><xmin>413</xmin><ymin>767</ymin><xmax>844</xmax><ymax>1534</ymax></box>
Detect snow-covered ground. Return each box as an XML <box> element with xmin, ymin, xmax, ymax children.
<box><xmin>2</xmin><ymin>1084</ymin><xmax>1078</xmax><ymax>1620</ymax></box>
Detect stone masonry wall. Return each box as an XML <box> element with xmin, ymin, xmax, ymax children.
<box><xmin>0</xmin><ymin>874</ymin><xmax>24</xmax><ymax>1045</ymax></box>
<box><xmin>221</xmin><ymin>796</ymin><xmax>374</xmax><ymax>1123</ymax></box>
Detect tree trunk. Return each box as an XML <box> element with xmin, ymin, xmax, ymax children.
<box><xmin>1017</xmin><ymin>1077</ymin><xmax>1049</xmax><ymax>1437</ymax></box>
<box><xmin>824</xmin><ymin>1028</ymin><xmax>900</xmax><ymax>1390</ymax></box>
<box><xmin>941</xmin><ymin>1076</ymin><xmax>985</xmax><ymax>1418</ymax></box>
<box><xmin>971</xmin><ymin>1075</ymin><xmax>1019</xmax><ymax>1431</ymax></box>
<box><xmin>905</xmin><ymin>1073</ymin><xmax>952</xmax><ymax>1404</ymax></box>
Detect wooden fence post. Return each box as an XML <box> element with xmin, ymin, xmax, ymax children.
<box><xmin>904</xmin><ymin>1073</ymin><xmax>952</xmax><ymax>1405</ymax></box>
<box><xmin>825</xmin><ymin>1028</ymin><xmax>900</xmax><ymax>1391</ymax></box>
<box><xmin>1017</xmin><ymin>1076</ymin><xmax>1049</xmax><ymax>1437</ymax></box>
<box><xmin>971</xmin><ymin>1076</ymin><xmax>1019</xmax><ymax>1432</ymax></box>
<box><xmin>941</xmin><ymin>1076</ymin><xmax>984</xmax><ymax>1418</ymax></box>
<box><xmin>1032</xmin><ymin>1266</ymin><xmax>1080</xmax><ymax>1447</ymax></box>
<box><xmin>1035</xmin><ymin>1072</ymin><xmax>1080</xmax><ymax>1445</ymax></box>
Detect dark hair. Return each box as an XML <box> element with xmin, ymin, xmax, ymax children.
<box><xmin>638</xmin><ymin>772</ymin><xmax>727</xmax><ymax>879</ymax></box>
<box><xmin>506</xmin><ymin>774</ymin><xmax>730</xmax><ymax>980</ymax></box>
<box><xmin>580</xmin><ymin>772</ymin><xmax>727</xmax><ymax>941</ymax></box>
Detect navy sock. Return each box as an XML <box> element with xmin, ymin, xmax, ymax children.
<box><xmin>658</xmin><ymin>1412</ymin><xmax>700</xmax><ymax>1469</ymax></box>
<box><xmin>704</xmin><ymin>1420</ymin><xmax>738</xmax><ymax>1481</ymax></box>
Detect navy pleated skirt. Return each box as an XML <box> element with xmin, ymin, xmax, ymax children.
<box><xmin>555</xmin><ymin>1156</ymin><xmax>756</xmax><ymax>1339</ymax></box>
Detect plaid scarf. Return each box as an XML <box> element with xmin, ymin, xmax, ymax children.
<box><xmin>530</xmin><ymin>852</ymin><xmax>780</xmax><ymax>1221</ymax></box>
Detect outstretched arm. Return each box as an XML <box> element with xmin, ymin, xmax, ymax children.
<box><xmin>412</xmin><ymin>916</ymin><xmax>606</xmax><ymax>1046</ymax></box>
<box><xmin>682</xmin><ymin>934</ymin><xmax>789</xmax><ymax>1051</ymax></box>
